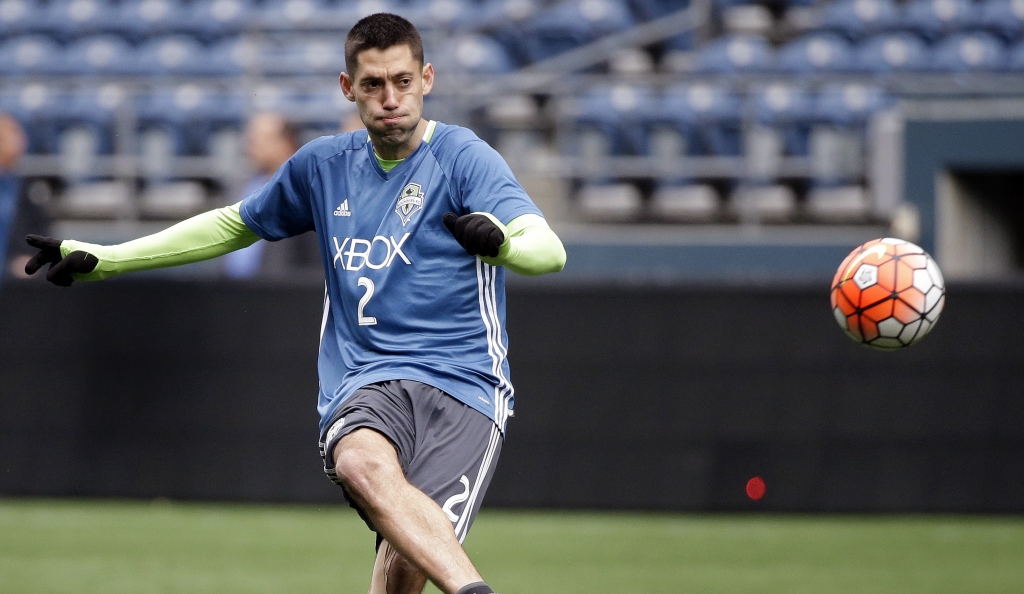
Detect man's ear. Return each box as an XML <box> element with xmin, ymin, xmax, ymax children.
<box><xmin>421</xmin><ymin>63</ymin><xmax>434</xmax><ymax>96</ymax></box>
<box><xmin>340</xmin><ymin>72</ymin><xmax>356</xmax><ymax>101</ymax></box>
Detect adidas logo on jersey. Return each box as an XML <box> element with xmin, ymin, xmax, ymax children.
<box><xmin>333</xmin><ymin>200</ymin><xmax>352</xmax><ymax>217</ymax></box>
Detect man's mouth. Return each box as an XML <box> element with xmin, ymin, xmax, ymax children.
<box><xmin>378</xmin><ymin>114</ymin><xmax>406</xmax><ymax>125</ymax></box>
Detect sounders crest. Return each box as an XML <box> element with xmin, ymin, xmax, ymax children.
<box><xmin>395</xmin><ymin>183</ymin><xmax>424</xmax><ymax>226</ymax></box>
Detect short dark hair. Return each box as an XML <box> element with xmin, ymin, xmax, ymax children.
<box><xmin>345</xmin><ymin>13</ymin><xmax>424</xmax><ymax>74</ymax></box>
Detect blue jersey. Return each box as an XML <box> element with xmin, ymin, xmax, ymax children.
<box><xmin>239</xmin><ymin>121</ymin><xmax>542</xmax><ymax>435</ymax></box>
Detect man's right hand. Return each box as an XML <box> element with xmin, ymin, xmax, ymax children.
<box><xmin>24</xmin><ymin>235</ymin><xmax>98</xmax><ymax>287</ymax></box>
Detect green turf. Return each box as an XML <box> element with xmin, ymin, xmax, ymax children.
<box><xmin>1</xmin><ymin>499</ymin><xmax>1022</xmax><ymax>594</ymax></box>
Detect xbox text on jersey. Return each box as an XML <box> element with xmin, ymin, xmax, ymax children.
<box><xmin>332</xmin><ymin>234</ymin><xmax>412</xmax><ymax>271</ymax></box>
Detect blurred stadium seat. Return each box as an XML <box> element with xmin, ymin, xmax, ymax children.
<box><xmin>257</xmin><ymin>0</ymin><xmax>334</xmax><ymax>29</ymax></box>
<box><xmin>566</xmin><ymin>85</ymin><xmax>655</xmax><ymax>163</ymax></box>
<box><xmin>1008</xmin><ymin>37</ymin><xmax>1024</xmax><ymax>68</ymax></box>
<box><xmin>131</xmin><ymin>35</ymin><xmax>212</xmax><ymax>76</ymax></box>
<box><xmin>978</xmin><ymin>0</ymin><xmax>1024</xmax><ymax>41</ymax></box>
<box><xmin>184</xmin><ymin>0</ymin><xmax>249</xmax><ymax>41</ymax></box>
<box><xmin>650</xmin><ymin>184</ymin><xmax>720</xmax><ymax>222</ymax></box>
<box><xmin>900</xmin><ymin>0</ymin><xmax>980</xmax><ymax>42</ymax></box>
<box><xmin>577</xmin><ymin>182</ymin><xmax>643</xmax><ymax>221</ymax></box>
<box><xmin>520</xmin><ymin>0</ymin><xmax>634</xmax><ymax>63</ymax></box>
<box><xmin>0</xmin><ymin>35</ymin><xmax>63</xmax><ymax>75</ymax></box>
<box><xmin>260</xmin><ymin>37</ymin><xmax>346</xmax><ymax>76</ymax></box>
<box><xmin>401</xmin><ymin>0</ymin><xmax>475</xmax><ymax>31</ymax></box>
<box><xmin>628</xmin><ymin>0</ymin><xmax>687</xmax><ymax>20</ymax></box>
<box><xmin>432</xmin><ymin>34</ymin><xmax>516</xmax><ymax>74</ymax></box>
<box><xmin>0</xmin><ymin>0</ymin><xmax>46</xmax><ymax>38</ymax></box>
<box><xmin>61</xmin><ymin>35</ymin><xmax>135</xmax><ymax>76</ymax></box>
<box><xmin>777</xmin><ymin>32</ymin><xmax>856</xmax><ymax>73</ymax></box>
<box><xmin>931</xmin><ymin>31</ymin><xmax>1007</xmax><ymax>71</ymax></box>
<box><xmin>205</xmin><ymin>36</ymin><xmax>259</xmax><ymax>76</ymax></box>
<box><xmin>114</xmin><ymin>0</ymin><xmax>190</xmax><ymax>42</ymax></box>
<box><xmin>695</xmin><ymin>34</ymin><xmax>774</xmax><ymax>73</ymax></box>
<box><xmin>750</xmin><ymin>83</ymin><xmax>815</xmax><ymax>158</ymax></box>
<box><xmin>0</xmin><ymin>83</ymin><xmax>60</xmax><ymax>153</ymax></box>
<box><xmin>818</xmin><ymin>0</ymin><xmax>900</xmax><ymax>40</ymax></box>
<box><xmin>664</xmin><ymin>84</ymin><xmax>744</xmax><ymax>157</ymax></box>
<box><xmin>41</xmin><ymin>0</ymin><xmax>121</xmax><ymax>40</ymax></box>
<box><xmin>135</xmin><ymin>85</ymin><xmax>245</xmax><ymax>181</ymax></box>
<box><xmin>854</xmin><ymin>31</ymin><xmax>931</xmax><ymax>72</ymax></box>
<box><xmin>728</xmin><ymin>184</ymin><xmax>798</xmax><ymax>223</ymax></box>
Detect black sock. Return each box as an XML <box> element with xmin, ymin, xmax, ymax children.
<box><xmin>456</xmin><ymin>581</ymin><xmax>494</xmax><ymax>594</ymax></box>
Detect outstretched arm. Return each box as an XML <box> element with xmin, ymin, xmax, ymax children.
<box><xmin>25</xmin><ymin>203</ymin><xmax>260</xmax><ymax>285</ymax></box>
<box><xmin>443</xmin><ymin>212</ymin><xmax>566</xmax><ymax>276</ymax></box>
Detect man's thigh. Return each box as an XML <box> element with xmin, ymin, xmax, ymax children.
<box><xmin>319</xmin><ymin>380</ymin><xmax>502</xmax><ymax>543</ymax></box>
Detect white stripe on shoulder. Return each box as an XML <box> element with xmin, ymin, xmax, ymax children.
<box><xmin>423</xmin><ymin>120</ymin><xmax>437</xmax><ymax>143</ymax></box>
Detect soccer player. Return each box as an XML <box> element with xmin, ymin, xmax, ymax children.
<box><xmin>24</xmin><ymin>13</ymin><xmax>566</xmax><ymax>594</ymax></box>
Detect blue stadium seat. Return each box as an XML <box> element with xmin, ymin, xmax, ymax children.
<box><xmin>0</xmin><ymin>0</ymin><xmax>47</xmax><ymax>38</ymax></box>
<box><xmin>400</xmin><ymin>0</ymin><xmax>476</xmax><ymax>31</ymax></box>
<box><xmin>204</xmin><ymin>36</ymin><xmax>259</xmax><ymax>75</ymax></box>
<box><xmin>257</xmin><ymin>0</ymin><xmax>333</xmax><ymax>29</ymax></box>
<box><xmin>40</xmin><ymin>0</ymin><xmax>120</xmax><ymax>40</ymax></box>
<box><xmin>0</xmin><ymin>35</ymin><xmax>63</xmax><ymax>75</ymax></box>
<box><xmin>661</xmin><ymin>83</ymin><xmax>743</xmax><ymax>156</ymax></box>
<box><xmin>814</xmin><ymin>83</ymin><xmax>893</xmax><ymax>128</ymax></box>
<box><xmin>900</xmin><ymin>0</ymin><xmax>979</xmax><ymax>42</ymax></box>
<box><xmin>1008</xmin><ymin>37</ymin><xmax>1024</xmax><ymax>68</ymax></box>
<box><xmin>52</xmin><ymin>84</ymin><xmax>129</xmax><ymax>159</ymax></box>
<box><xmin>777</xmin><ymin>33</ymin><xmax>855</xmax><ymax>73</ymax></box>
<box><xmin>136</xmin><ymin>84</ymin><xmax>245</xmax><ymax>157</ymax></box>
<box><xmin>185</xmin><ymin>0</ymin><xmax>250</xmax><ymax>42</ymax></box>
<box><xmin>467</xmin><ymin>0</ymin><xmax>539</xmax><ymax>67</ymax></box>
<box><xmin>853</xmin><ymin>32</ymin><xmax>930</xmax><ymax>72</ymax></box>
<box><xmin>520</xmin><ymin>0</ymin><xmax>634</xmax><ymax>63</ymax></box>
<box><xmin>60</xmin><ymin>35</ymin><xmax>135</xmax><ymax>76</ymax></box>
<box><xmin>299</xmin><ymin>87</ymin><xmax>355</xmax><ymax>128</ymax></box>
<box><xmin>977</xmin><ymin>0</ymin><xmax>1024</xmax><ymax>41</ymax></box>
<box><xmin>432</xmin><ymin>34</ymin><xmax>516</xmax><ymax>74</ymax></box>
<box><xmin>566</xmin><ymin>85</ymin><xmax>655</xmax><ymax>158</ymax></box>
<box><xmin>931</xmin><ymin>31</ymin><xmax>1006</xmax><ymax>71</ymax></box>
<box><xmin>113</xmin><ymin>0</ymin><xmax>191</xmax><ymax>42</ymax></box>
<box><xmin>334</xmin><ymin>0</ymin><xmax>400</xmax><ymax>30</ymax></box>
<box><xmin>628</xmin><ymin>0</ymin><xmax>687</xmax><ymax>20</ymax></box>
<box><xmin>750</xmin><ymin>83</ymin><xmax>815</xmax><ymax>156</ymax></box>
<box><xmin>818</xmin><ymin>0</ymin><xmax>900</xmax><ymax>41</ymax></box>
<box><xmin>0</xmin><ymin>83</ymin><xmax>61</xmax><ymax>153</ymax></box>
<box><xmin>130</xmin><ymin>35</ymin><xmax>211</xmax><ymax>76</ymax></box>
<box><xmin>695</xmin><ymin>34</ymin><xmax>773</xmax><ymax>73</ymax></box>
<box><xmin>260</xmin><ymin>37</ymin><xmax>345</xmax><ymax>76</ymax></box>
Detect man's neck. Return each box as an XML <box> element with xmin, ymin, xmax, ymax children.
<box><xmin>369</xmin><ymin>118</ymin><xmax>429</xmax><ymax>161</ymax></box>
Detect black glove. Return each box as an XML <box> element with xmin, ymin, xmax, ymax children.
<box><xmin>443</xmin><ymin>213</ymin><xmax>504</xmax><ymax>258</ymax></box>
<box><xmin>24</xmin><ymin>235</ymin><xmax>98</xmax><ymax>287</ymax></box>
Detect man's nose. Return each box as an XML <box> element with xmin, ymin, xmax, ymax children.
<box><xmin>382</xmin><ymin>84</ymin><xmax>400</xmax><ymax>109</ymax></box>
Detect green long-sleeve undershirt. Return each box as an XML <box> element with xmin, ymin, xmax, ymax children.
<box><xmin>60</xmin><ymin>204</ymin><xmax>565</xmax><ymax>282</ymax></box>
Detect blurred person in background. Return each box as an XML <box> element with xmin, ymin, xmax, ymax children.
<box><xmin>0</xmin><ymin>114</ymin><xmax>27</xmax><ymax>292</ymax></box>
<box><xmin>23</xmin><ymin>13</ymin><xmax>566</xmax><ymax>594</ymax></box>
<box><xmin>222</xmin><ymin>112</ymin><xmax>301</xmax><ymax>278</ymax></box>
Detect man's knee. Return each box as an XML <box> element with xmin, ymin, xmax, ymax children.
<box><xmin>333</xmin><ymin>429</ymin><xmax>398</xmax><ymax>501</ymax></box>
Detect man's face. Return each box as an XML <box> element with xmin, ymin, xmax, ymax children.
<box><xmin>341</xmin><ymin>44</ymin><xmax>433</xmax><ymax>151</ymax></box>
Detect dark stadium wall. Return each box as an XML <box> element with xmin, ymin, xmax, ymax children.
<box><xmin>1</xmin><ymin>281</ymin><xmax>1023</xmax><ymax>512</ymax></box>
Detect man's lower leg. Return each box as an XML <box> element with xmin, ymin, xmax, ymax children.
<box><xmin>335</xmin><ymin>429</ymin><xmax>487</xmax><ymax>594</ymax></box>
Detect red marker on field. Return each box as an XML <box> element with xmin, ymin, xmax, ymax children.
<box><xmin>746</xmin><ymin>476</ymin><xmax>766</xmax><ymax>501</ymax></box>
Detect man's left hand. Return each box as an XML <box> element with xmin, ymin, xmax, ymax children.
<box><xmin>443</xmin><ymin>213</ymin><xmax>504</xmax><ymax>258</ymax></box>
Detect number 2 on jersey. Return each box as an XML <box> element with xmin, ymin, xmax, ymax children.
<box><xmin>357</xmin><ymin>277</ymin><xmax>377</xmax><ymax>326</ymax></box>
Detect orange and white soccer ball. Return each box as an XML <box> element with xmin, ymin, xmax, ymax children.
<box><xmin>830</xmin><ymin>238</ymin><xmax>945</xmax><ymax>350</ymax></box>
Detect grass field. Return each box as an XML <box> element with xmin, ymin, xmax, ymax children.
<box><xmin>1</xmin><ymin>499</ymin><xmax>1023</xmax><ymax>594</ymax></box>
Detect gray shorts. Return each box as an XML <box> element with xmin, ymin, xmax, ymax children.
<box><xmin>319</xmin><ymin>380</ymin><xmax>503</xmax><ymax>545</ymax></box>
